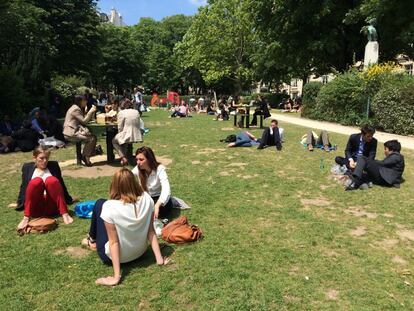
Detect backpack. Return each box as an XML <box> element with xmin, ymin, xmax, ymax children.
<box><xmin>75</xmin><ymin>200</ymin><xmax>96</xmax><ymax>219</ymax></box>
<box><xmin>18</xmin><ymin>217</ymin><xmax>58</xmax><ymax>235</ymax></box>
<box><xmin>161</xmin><ymin>216</ymin><xmax>203</xmax><ymax>244</ymax></box>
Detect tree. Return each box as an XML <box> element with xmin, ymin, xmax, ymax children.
<box><xmin>175</xmin><ymin>0</ymin><xmax>256</xmax><ymax>94</ymax></box>
<box><xmin>344</xmin><ymin>0</ymin><xmax>414</xmax><ymax>60</ymax></box>
<box><xmin>97</xmin><ymin>24</ymin><xmax>143</xmax><ymax>93</ymax></box>
<box><xmin>253</xmin><ymin>0</ymin><xmax>365</xmax><ymax>83</ymax></box>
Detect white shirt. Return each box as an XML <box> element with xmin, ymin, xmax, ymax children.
<box><xmin>100</xmin><ymin>192</ymin><xmax>154</xmax><ymax>263</ymax></box>
<box><xmin>269</xmin><ymin>127</ymin><xmax>284</xmax><ymax>142</ymax></box>
<box><xmin>132</xmin><ymin>165</ymin><xmax>171</xmax><ymax>205</ymax></box>
<box><xmin>31</xmin><ymin>168</ymin><xmax>52</xmax><ymax>182</ymax></box>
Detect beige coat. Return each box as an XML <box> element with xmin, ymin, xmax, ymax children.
<box><xmin>63</xmin><ymin>105</ymin><xmax>95</xmax><ymax>139</ymax></box>
<box><xmin>114</xmin><ymin>108</ymin><xmax>142</xmax><ymax>145</ymax></box>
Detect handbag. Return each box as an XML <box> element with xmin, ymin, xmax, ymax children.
<box><xmin>161</xmin><ymin>216</ymin><xmax>203</xmax><ymax>244</ymax></box>
<box><xmin>18</xmin><ymin>217</ymin><xmax>58</xmax><ymax>235</ymax></box>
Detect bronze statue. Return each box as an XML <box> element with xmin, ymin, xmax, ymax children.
<box><xmin>361</xmin><ymin>18</ymin><xmax>378</xmax><ymax>42</ymax></box>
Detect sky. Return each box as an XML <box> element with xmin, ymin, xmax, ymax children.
<box><xmin>97</xmin><ymin>0</ymin><xmax>207</xmax><ymax>25</ymax></box>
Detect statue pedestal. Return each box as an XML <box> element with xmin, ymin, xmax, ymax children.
<box><xmin>364</xmin><ymin>41</ymin><xmax>379</xmax><ymax>69</ymax></box>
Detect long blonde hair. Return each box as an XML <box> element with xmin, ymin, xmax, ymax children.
<box><xmin>110</xmin><ymin>168</ymin><xmax>143</xmax><ymax>204</ymax></box>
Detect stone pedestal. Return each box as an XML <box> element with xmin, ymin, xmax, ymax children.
<box><xmin>364</xmin><ymin>41</ymin><xmax>379</xmax><ymax>69</ymax></box>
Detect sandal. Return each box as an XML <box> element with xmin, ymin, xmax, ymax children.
<box><xmin>81</xmin><ymin>235</ymin><xmax>97</xmax><ymax>250</ymax></box>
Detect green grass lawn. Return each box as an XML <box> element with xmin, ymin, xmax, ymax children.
<box><xmin>1</xmin><ymin>110</ymin><xmax>413</xmax><ymax>310</ymax></box>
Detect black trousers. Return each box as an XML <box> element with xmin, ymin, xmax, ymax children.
<box><xmin>151</xmin><ymin>196</ymin><xmax>173</xmax><ymax>219</ymax></box>
<box><xmin>352</xmin><ymin>156</ymin><xmax>388</xmax><ymax>186</ymax></box>
<box><xmin>89</xmin><ymin>199</ymin><xmax>111</xmax><ymax>264</ymax></box>
<box><xmin>259</xmin><ymin>129</ymin><xmax>281</xmax><ymax>150</ymax></box>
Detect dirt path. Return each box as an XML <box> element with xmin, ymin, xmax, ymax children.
<box><xmin>271</xmin><ymin>113</ymin><xmax>414</xmax><ymax>150</ymax></box>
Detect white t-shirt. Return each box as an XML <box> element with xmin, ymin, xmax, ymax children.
<box><xmin>31</xmin><ymin>168</ymin><xmax>52</xmax><ymax>182</ymax></box>
<box><xmin>100</xmin><ymin>192</ymin><xmax>154</xmax><ymax>263</ymax></box>
<box><xmin>132</xmin><ymin>165</ymin><xmax>171</xmax><ymax>205</ymax></box>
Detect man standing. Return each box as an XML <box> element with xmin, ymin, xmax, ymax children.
<box><xmin>335</xmin><ymin>125</ymin><xmax>377</xmax><ymax>169</ymax></box>
<box><xmin>133</xmin><ymin>87</ymin><xmax>143</xmax><ymax>114</ymax></box>
<box><xmin>346</xmin><ymin>140</ymin><xmax>405</xmax><ymax>190</ymax></box>
<box><xmin>257</xmin><ymin>119</ymin><xmax>283</xmax><ymax>151</ymax></box>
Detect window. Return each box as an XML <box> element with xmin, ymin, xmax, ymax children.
<box><xmin>291</xmin><ymin>79</ymin><xmax>298</xmax><ymax>87</ymax></box>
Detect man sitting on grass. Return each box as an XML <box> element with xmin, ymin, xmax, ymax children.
<box><xmin>257</xmin><ymin>119</ymin><xmax>283</xmax><ymax>151</ymax></box>
<box><xmin>345</xmin><ymin>140</ymin><xmax>405</xmax><ymax>190</ymax></box>
<box><xmin>335</xmin><ymin>125</ymin><xmax>377</xmax><ymax>169</ymax></box>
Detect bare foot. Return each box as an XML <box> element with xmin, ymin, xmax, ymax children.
<box><xmin>81</xmin><ymin>237</ymin><xmax>97</xmax><ymax>250</ymax></box>
<box><xmin>62</xmin><ymin>213</ymin><xmax>74</xmax><ymax>225</ymax></box>
<box><xmin>17</xmin><ymin>216</ymin><xmax>29</xmax><ymax>231</ymax></box>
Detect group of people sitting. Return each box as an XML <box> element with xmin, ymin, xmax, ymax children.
<box><xmin>225</xmin><ymin>122</ymin><xmax>405</xmax><ymax>191</ymax></box>
<box><xmin>16</xmin><ymin>145</ymin><xmax>172</xmax><ymax>286</ymax></box>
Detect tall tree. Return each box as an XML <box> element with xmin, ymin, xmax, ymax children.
<box><xmin>344</xmin><ymin>0</ymin><xmax>414</xmax><ymax>60</ymax></box>
<box><xmin>254</xmin><ymin>0</ymin><xmax>365</xmax><ymax>82</ymax></box>
<box><xmin>175</xmin><ymin>0</ymin><xmax>256</xmax><ymax>94</ymax></box>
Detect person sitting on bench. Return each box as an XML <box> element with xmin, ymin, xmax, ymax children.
<box><xmin>250</xmin><ymin>95</ymin><xmax>270</xmax><ymax>126</ymax></box>
<box><xmin>346</xmin><ymin>140</ymin><xmax>405</xmax><ymax>190</ymax></box>
<box><xmin>257</xmin><ymin>119</ymin><xmax>283</xmax><ymax>151</ymax></box>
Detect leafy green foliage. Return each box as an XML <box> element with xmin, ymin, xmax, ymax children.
<box><xmin>175</xmin><ymin>0</ymin><xmax>256</xmax><ymax>94</ymax></box>
<box><xmin>51</xmin><ymin>75</ymin><xmax>87</xmax><ymax>107</ymax></box>
<box><xmin>312</xmin><ymin>71</ymin><xmax>367</xmax><ymax>125</ymax></box>
<box><xmin>302</xmin><ymin>82</ymin><xmax>323</xmax><ymax>118</ymax></box>
<box><xmin>0</xmin><ymin>68</ymin><xmax>28</xmax><ymax>117</ymax></box>
<box><xmin>371</xmin><ymin>76</ymin><xmax>414</xmax><ymax>135</ymax></box>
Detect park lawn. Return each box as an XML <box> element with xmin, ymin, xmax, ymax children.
<box><xmin>0</xmin><ymin>109</ymin><xmax>413</xmax><ymax>311</ymax></box>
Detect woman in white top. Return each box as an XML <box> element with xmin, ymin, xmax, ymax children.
<box><xmin>16</xmin><ymin>146</ymin><xmax>74</xmax><ymax>231</ymax></box>
<box><xmin>82</xmin><ymin>168</ymin><xmax>168</xmax><ymax>286</ymax></box>
<box><xmin>112</xmin><ymin>99</ymin><xmax>142</xmax><ymax>166</ymax></box>
<box><xmin>132</xmin><ymin>146</ymin><xmax>173</xmax><ymax>219</ymax></box>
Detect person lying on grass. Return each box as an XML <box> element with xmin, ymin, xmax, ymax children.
<box><xmin>226</xmin><ymin>131</ymin><xmax>260</xmax><ymax>147</ymax></box>
<box><xmin>132</xmin><ymin>146</ymin><xmax>173</xmax><ymax>220</ymax></box>
<box><xmin>82</xmin><ymin>168</ymin><xmax>169</xmax><ymax>286</ymax></box>
<box><xmin>345</xmin><ymin>140</ymin><xmax>405</xmax><ymax>191</ymax></box>
<box><xmin>16</xmin><ymin>146</ymin><xmax>74</xmax><ymax>231</ymax></box>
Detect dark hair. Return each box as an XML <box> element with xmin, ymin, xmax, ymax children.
<box><xmin>74</xmin><ymin>95</ymin><xmax>85</xmax><ymax>108</ymax></box>
<box><xmin>384</xmin><ymin>140</ymin><xmax>401</xmax><ymax>153</ymax></box>
<box><xmin>120</xmin><ymin>99</ymin><xmax>132</xmax><ymax>109</ymax></box>
<box><xmin>134</xmin><ymin>146</ymin><xmax>160</xmax><ymax>192</ymax></box>
<box><xmin>361</xmin><ymin>125</ymin><xmax>376</xmax><ymax>135</ymax></box>
<box><xmin>270</xmin><ymin>119</ymin><xmax>278</xmax><ymax>125</ymax></box>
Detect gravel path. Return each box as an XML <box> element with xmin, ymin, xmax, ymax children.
<box><xmin>271</xmin><ymin>113</ymin><xmax>414</xmax><ymax>150</ymax></box>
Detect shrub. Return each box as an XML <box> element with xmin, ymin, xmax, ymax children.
<box><xmin>51</xmin><ymin>75</ymin><xmax>87</xmax><ymax>107</ymax></box>
<box><xmin>314</xmin><ymin>71</ymin><xmax>366</xmax><ymax>125</ymax></box>
<box><xmin>371</xmin><ymin>75</ymin><xmax>414</xmax><ymax>135</ymax></box>
<box><xmin>301</xmin><ymin>82</ymin><xmax>322</xmax><ymax>118</ymax></box>
<box><xmin>0</xmin><ymin>68</ymin><xmax>28</xmax><ymax>119</ymax></box>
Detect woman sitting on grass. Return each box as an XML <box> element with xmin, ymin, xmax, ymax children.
<box><xmin>132</xmin><ymin>146</ymin><xmax>172</xmax><ymax>219</ymax></box>
<box><xmin>82</xmin><ymin>168</ymin><xmax>168</xmax><ymax>286</ymax></box>
<box><xmin>16</xmin><ymin>146</ymin><xmax>74</xmax><ymax>231</ymax></box>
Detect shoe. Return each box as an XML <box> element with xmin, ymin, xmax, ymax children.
<box><xmin>276</xmin><ymin>144</ymin><xmax>282</xmax><ymax>151</ymax></box>
<box><xmin>308</xmin><ymin>144</ymin><xmax>314</xmax><ymax>151</ymax></box>
<box><xmin>345</xmin><ymin>182</ymin><xmax>358</xmax><ymax>191</ymax></box>
<box><xmin>81</xmin><ymin>155</ymin><xmax>93</xmax><ymax>167</ymax></box>
<box><xmin>359</xmin><ymin>183</ymin><xmax>369</xmax><ymax>190</ymax></box>
<box><xmin>323</xmin><ymin>145</ymin><xmax>330</xmax><ymax>152</ymax></box>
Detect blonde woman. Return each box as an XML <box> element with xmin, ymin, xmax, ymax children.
<box><xmin>82</xmin><ymin>168</ymin><xmax>168</xmax><ymax>286</ymax></box>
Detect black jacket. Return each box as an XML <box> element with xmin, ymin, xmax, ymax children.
<box><xmin>378</xmin><ymin>152</ymin><xmax>405</xmax><ymax>187</ymax></box>
<box><xmin>345</xmin><ymin>133</ymin><xmax>377</xmax><ymax>161</ymax></box>
<box><xmin>17</xmin><ymin>161</ymin><xmax>73</xmax><ymax>210</ymax></box>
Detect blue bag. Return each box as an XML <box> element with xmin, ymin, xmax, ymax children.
<box><xmin>74</xmin><ymin>200</ymin><xmax>96</xmax><ymax>219</ymax></box>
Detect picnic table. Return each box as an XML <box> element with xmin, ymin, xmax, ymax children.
<box><xmin>88</xmin><ymin>122</ymin><xmax>118</xmax><ymax>163</ymax></box>
<box><xmin>233</xmin><ymin>105</ymin><xmax>264</xmax><ymax>129</ymax></box>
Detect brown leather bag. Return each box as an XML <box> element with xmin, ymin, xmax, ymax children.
<box><xmin>18</xmin><ymin>217</ymin><xmax>58</xmax><ymax>235</ymax></box>
<box><xmin>161</xmin><ymin>216</ymin><xmax>202</xmax><ymax>244</ymax></box>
